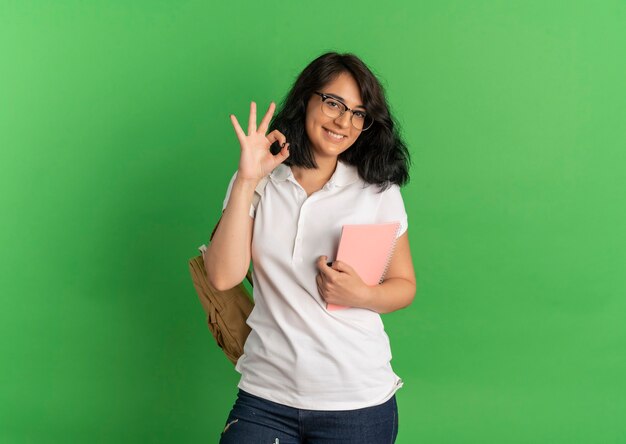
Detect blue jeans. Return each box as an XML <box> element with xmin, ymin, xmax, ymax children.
<box><xmin>219</xmin><ymin>389</ymin><xmax>398</xmax><ymax>443</ymax></box>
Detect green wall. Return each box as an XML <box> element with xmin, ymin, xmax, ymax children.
<box><xmin>2</xmin><ymin>1</ymin><xmax>625</xmax><ymax>442</ymax></box>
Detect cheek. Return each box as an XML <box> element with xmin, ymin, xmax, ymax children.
<box><xmin>346</xmin><ymin>133</ymin><xmax>360</xmax><ymax>145</ymax></box>
<box><xmin>305</xmin><ymin>113</ymin><xmax>319</xmax><ymax>133</ymax></box>
<box><xmin>305</xmin><ymin>120</ymin><xmax>316</xmax><ymax>140</ymax></box>
<box><xmin>307</xmin><ymin>117</ymin><xmax>327</xmax><ymax>141</ymax></box>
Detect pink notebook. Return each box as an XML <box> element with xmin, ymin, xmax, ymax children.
<box><xmin>327</xmin><ymin>222</ymin><xmax>402</xmax><ymax>311</ymax></box>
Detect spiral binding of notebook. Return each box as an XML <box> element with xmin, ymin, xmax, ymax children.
<box><xmin>378</xmin><ymin>221</ymin><xmax>402</xmax><ymax>284</ymax></box>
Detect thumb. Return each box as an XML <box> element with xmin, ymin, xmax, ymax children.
<box><xmin>332</xmin><ymin>260</ymin><xmax>353</xmax><ymax>274</ymax></box>
<box><xmin>272</xmin><ymin>143</ymin><xmax>289</xmax><ymax>169</ymax></box>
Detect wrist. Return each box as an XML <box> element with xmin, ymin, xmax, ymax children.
<box><xmin>233</xmin><ymin>175</ymin><xmax>260</xmax><ymax>190</ymax></box>
<box><xmin>361</xmin><ymin>284</ymin><xmax>379</xmax><ymax>311</ymax></box>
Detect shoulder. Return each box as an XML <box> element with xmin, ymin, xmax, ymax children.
<box><xmin>374</xmin><ymin>183</ymin><xmax>408</xmax><ymax>236</ymax></box>
<box><xmin>375</xmin><ymin>183</ymin><xmax>405</xmax><ymax>208</ymax></box>
<box><xmin>343</xmin><ymin>161</ymin><xmax>404</xmax><ymax>197</ymax></box>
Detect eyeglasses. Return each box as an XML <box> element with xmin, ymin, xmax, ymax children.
<box><xmin>313</xmin><ymin>91</ymin><xmax>374</xmax><ymax>131</ymax></box>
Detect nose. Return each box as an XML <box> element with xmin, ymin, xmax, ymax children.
<box><xmin>333</xmin><ymin>111</ymin><xmax>351</xmax><ymax>128</ymax></box>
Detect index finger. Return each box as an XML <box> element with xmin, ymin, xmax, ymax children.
<box><xmin>258</xmin><ymin>101</ymin><xmax>276</xmax><ymax>134</ymax></box>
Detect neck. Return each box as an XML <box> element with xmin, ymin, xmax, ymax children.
<box><xmin>292</xmin><ymin>156</ymin><xmax>339</xmax><ymax>184</ymax></box>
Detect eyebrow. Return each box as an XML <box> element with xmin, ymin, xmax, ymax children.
<box><xmin>325</xmin><ymin>93</ymin><xmax>366</xmax><ymax>110</ymax></box>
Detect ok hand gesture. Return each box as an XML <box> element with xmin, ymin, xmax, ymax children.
<box><xmin>230</xmin><ymin>101</ymin><xmax>290</xmax><ymax>183</ymax></box>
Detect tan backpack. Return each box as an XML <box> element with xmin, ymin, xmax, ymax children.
<box><xmin>188</xmin><ymin>176</ymin><xmax>268</xmax><ymax>365</ymax></box>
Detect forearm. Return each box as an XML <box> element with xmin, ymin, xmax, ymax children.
<box><xmin>204</xmin><ymin>176</ymin><xmax>257</xmax><ymax>290</ymax></box>
<box><xmin>362</xmin><ymin>278</ymin><xmax>416</xmax><ymax>314</ymax></box>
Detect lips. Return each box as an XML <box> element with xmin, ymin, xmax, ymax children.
<box><xmin>323</xmin><ymin>127</ymin><xmax>346</xmax><ymax>138</ymax></box>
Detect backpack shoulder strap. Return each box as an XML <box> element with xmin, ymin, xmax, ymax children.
<box><xmin>204</xmin><ymin>174</ymin><xmax>270</xmax><ymax>246</ymax></box>
<box><xmin>251</xmin><ymin>175</ymin><xmax>270</xmax><ymax>210</ymax></box>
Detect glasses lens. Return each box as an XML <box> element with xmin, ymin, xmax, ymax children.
<box><xmin>321</xmin><ymin>98</ymin><xmax>344</xmax><ymax>119</ymax></box>
<box><xmin>360</xmin><ymin>114</ymin><xmax>374</xmax><ymax>131</ymax></box>
<box><xmin>351</xmin><ymin>111</ymin><xmax>366</xmax><ymax>130</ymax></box>
<box><xmin>320</xmin><ymin>94</ymin><xmax>374</xmax><ymax>131</ymax></box>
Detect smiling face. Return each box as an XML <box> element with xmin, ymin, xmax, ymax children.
<box><xmin>304</xmin><ymin>72</ymin><xmax>365</xmax><ymax>162</ymax></box>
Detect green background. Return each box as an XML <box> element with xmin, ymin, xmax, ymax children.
<box><xmin>2</xmin><ymin>0</ymin><xmax>625</xmax><ymax>442</ymax></box>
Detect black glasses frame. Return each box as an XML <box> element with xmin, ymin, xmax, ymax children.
<box><xmin>313</xmin><ymin>91</ymin><xmax>374</xmax><ymax>131</ymax></box>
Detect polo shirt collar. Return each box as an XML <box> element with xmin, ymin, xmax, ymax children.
<box><xmin>269</xmin><ymin>160</ymin><xmax>359</xmax><ymax>187</ymax></box>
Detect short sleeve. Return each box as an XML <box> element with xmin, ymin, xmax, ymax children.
<box><xmin>376</xmin><ymin>184</ymin><xmax>408</xmax><ymax>238</ymax></box>
<box><xmin>222</xmin><ymin>170</ymin><xmax>256</xmax><ymax>218</ymax></box>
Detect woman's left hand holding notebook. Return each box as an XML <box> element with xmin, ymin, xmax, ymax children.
<box><xmin>315</xmin><ymin>256</ymin><xmax>373</xmax><ymax>310</ymax></box>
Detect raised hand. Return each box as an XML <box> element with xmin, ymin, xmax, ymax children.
<box><xmin>229</xmin><ymin>101</ymin><xmax>290</xmax><ymax>183</ymax></box>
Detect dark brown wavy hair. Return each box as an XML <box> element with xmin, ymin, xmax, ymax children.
<box><xmin>268</xmin><ymin>51</ymin><xmax>411</xmax><ymax>191</ymax></box>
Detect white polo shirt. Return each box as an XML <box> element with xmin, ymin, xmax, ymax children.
<box><xmin>221</xmin><ymin>160</ymin><xmax>408</xmax><ymax>410</ymax></box>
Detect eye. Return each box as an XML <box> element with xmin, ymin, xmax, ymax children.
<box><xmin>354</xmin><ymin>111</ymin><xmax>367</xmax><ymax>119</ymax></box>
<box><xmin>327</xmin><ymin>100</ymin><xmax>341</xmax><ymax>108</ymax></box>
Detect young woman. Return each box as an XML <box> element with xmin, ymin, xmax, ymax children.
<box><xmin>205</xmin><ymin>51</ymin><xmax>416</xmax><ymax>443</ymax></box>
